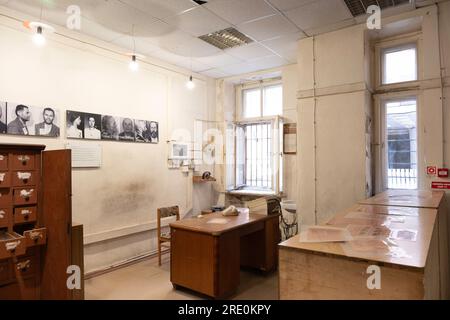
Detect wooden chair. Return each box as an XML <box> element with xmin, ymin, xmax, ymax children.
<box><xmin>157</xmin><ymin>206</ymin><xmax>180</xmax><ymax>266</ymax></box>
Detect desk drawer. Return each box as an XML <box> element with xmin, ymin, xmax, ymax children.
<box><xmin>10</xmin><ymin>154</ymin><xmax>35</xmax><ymax>171</ymax></box>
<box><xmin>0</xmin><ymin>154</ymin><xmax>7</xmax><ymax>171</ymax></box>
<box><xmin>0</xmin><ymin>172</ymin><xmax>10</xmax><ymax>188</ymax></box>
<box><xmin>13</xmin><ymin>206</ymin><xmax>37</xmax><ymax>224</ymax></box>
<box><xmin>0</xmin><ymin>208</ymin><xmax>10</xmax><ymax>228</ymax></box>
<box><xmin>24</xmin><ymin>228</ymin><xmax>46</xmax><ymax>247</ymax></box>
<box><xmin>12</xmin><ymin>171</ymin><xmax>36</xmax><ymax>187</ymax></box>
<box><xmin>0</xmin><ymin>189</ymin><xmax>11</xmax><ymax>207</ymax></box>
<box><xmin>13</xmin><ymin>188</ymin><xmax>37</xmax><ymax>206</ymax></box>
<box><xmin>0</xmin><ymin>232</ymin><xmax>26</xmax><ymax>260</ymax></box>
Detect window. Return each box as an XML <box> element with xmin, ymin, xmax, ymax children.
<box><xmin>242</xmin><ymin>84</ymin><xmax>282</xmax><ymax>118</ymax></box>
<box><xmin>382</xmin><ymin>44</ymin><xmax>417</xmax><ymax>85</ymax></box>
<box><xmin>385</xmin><ymin>98</ymin><xmax>417</xmax><ymax>190</ymax></box>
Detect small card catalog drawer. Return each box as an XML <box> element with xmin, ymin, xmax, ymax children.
<box><xmin>0</xmin><ymin>232</ymin><xmax>26</xmax><ymax>259</ymax></box>
<box><xmin>13</xmin><ymin>188</ymin><xmax>37</xmax><ymax>206</ymax></box>
<box><xmin>0</xmin><ymin>154</ymin><xmax>7</xmax><ymax>171</ymax></box>
<box><xmin>11</xmin><ymin>154</ymin><xmax>35</xmax><ymax>171</ymax></box>
<box><xmin>24</xmin><ymin>228</ymin><xmax>46</xmax><ymax>247</ymax></box>
<box><xmin>15</xmin><ymin>256</ymin><xmax>37</xmax><ymax>277</ymax></box>
<box><xmin>13</xmin><ymin>206</ymin><xmax>37</xmax><ymax>224</ymax></box>
<box><xmin>12</xmin><ymin>171</ymin><xmax>35</xmax><ymax>187</ymax></box>
<box><xmin>0</xmin><ymin>208</ymin><xmax>10</xmax><ymax>228</ymax></box>
<box><xmin>0</xmin><ymin>172</ymin><xmax>10</xmax><ymax>188</ymax></box>
<box><xmin>0</xmin><ymin>189</ymin><xmax>12</xmax><ymax>207</ymax></box>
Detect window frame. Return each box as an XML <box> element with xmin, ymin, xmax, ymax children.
<box><xmin>381</xmin><ymin>43</ymin><xmax>418</xmax><ymax>86</ymax></box>
<box><xmin>237</xmin><ymin>79</ymin><xmax>283</xmax><ymax>121</ymax></box>
<box><xmin>379</xmin><ymin>95</ymin><xmax>419</xmax><ymax>191</ymax></box>
<box><xmin>374</xmin><ymin>32</ymin><xmax>421</xmax><ymax>91</ymax></box>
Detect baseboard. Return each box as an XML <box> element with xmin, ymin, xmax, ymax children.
<box><xmin>84</xmin><ymin>248</ymin><xmax>170</xmax><ymax>280</ymax></box>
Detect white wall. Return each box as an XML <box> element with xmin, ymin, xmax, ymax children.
<box><xmin>0</xmin><ymin>8</ymin><xmax>216</xmax><ymax>273</ymax></box>
<box><xmin>297</xmin><ymin>25</ymin><xmax>371</xmax><ymax>225</ymax></box>
<box><xmin>297</xmin><ymin>2</ymin><xmax>450</xmax><ymax>225</ymax></box>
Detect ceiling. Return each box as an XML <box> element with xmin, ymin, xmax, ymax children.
<box><xmin>0</xmin><ymin>0</ymin><xmax>425</xmax><ymax>78</ymax></box>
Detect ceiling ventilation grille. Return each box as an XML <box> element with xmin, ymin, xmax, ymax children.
<box><xmin>199</xmin><ymin>27</ymin><xmax>253</xmax><ymax>50</ymax></box>
<box><xmin>344</xmin><ymin>0</ymin><xmax>411</xmax><ymax>17</ymax></box>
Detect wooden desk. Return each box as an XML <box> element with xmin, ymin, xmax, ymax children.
<box><xmin>279</xmin><ymin>204</ymin><xmax>441</xmax><ymax>299</ymax></box>
<box><xmin>170</xmin><ymin>209</ymin><xmax>280</xmax><ymax>298</ymax></box>
<box><xmin>359</xmin><ymin>190</ymin><xmax>449</xmax><ymax>299</ymax></box>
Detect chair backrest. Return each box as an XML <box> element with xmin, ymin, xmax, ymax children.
<box><xmin>157</xmin><ymin>206</ymin><xmax>180</xmax><ymax>237</ymax></box>
<box><xmin>266</xmin><ymin>197</ymin><xmax>281</xmax><ymax>215</ymax></box>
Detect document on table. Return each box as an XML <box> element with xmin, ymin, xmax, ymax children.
<box><xmin>299</xmin><ymin>226</ymin><xmax>353</xmax><ymax>243</ymax></box>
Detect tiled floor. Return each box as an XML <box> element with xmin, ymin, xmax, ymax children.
<box><xmin>85</xmin><ymin>256</ymin><xmax>278</xmax><ymax>300</ymax></box>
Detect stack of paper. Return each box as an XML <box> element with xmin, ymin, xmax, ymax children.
<box><xmin>245</xmin><ymin>198</ymin><xmax>268</xmax><ymax>216</ymax></box>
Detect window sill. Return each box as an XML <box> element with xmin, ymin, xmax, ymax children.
<box><xmin>227</xmin><ymin>189</ymin><xmax>277</xmax><ymax>197</ymax></box>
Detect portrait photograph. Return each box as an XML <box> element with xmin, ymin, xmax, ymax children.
<box><xmin>170</xmin><ymin>142</ymin><xmax>190</xmax><ymax>160</ymax></box>
<box><xmin>34</xmin><ymin>106</ymin><xmax>61</xmax><ymax>137</ymax></box>
<box><xmin>134</xmin><ymin>119</ymin><xmax>149</xmax><ymax>143</ymax></box>
<box><xmin>83</xmin><ymin>113</ymin><xmax>102</xmax><ymax>140</ymax></box>
<box><xmin>148</xmin><ymin>121</ymin><xmax>159</xmax><ymax>144</ymax></box>
<box><xmin>101</xmin><ymin>115</ymin><xmax>120</xmax><ymax>141</ymax></box>
<box><xmin>66</xmin><ymin>110</ymin><xmax>84</xmax><ymax>139</ymax></box>
<box><xmin>0</xmin><ymin>102</ymin><xmax>6</xmax><ymax>134</ymax></box>
<box><xmin>118</xmin><ymin>117</ymin><xmax>135</xmax><ymax>142</ymax></box>
<box><xmin>6</xmin><ymin>103</ymin><xmax>39</xmax><ymax>136</ymax></box>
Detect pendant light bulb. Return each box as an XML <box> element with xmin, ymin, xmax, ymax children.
<box><xmin>129</xmin><ymin>55</ymin><xmax>139</xmax><ymax>71</ymax></box>
<box><xmin>33</xmin><ymin>26</ymin><xmax>46</xmax><ymax>47</ymax></box>
<box><xmin>186</xmin><ymin>75</ymin><xmax>195</xmax><ymax>90</ymax></box>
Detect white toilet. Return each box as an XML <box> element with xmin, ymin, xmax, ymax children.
<box><xmin>280</xmin><ymin>200</ymin><xmax>299</xmax><ymax>240</ymax></box>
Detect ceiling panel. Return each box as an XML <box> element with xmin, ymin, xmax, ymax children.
<box><xmin>261</xmin><ymin>32</ymin><xmax>304</xmax><ymax>62</ymax></box>
<box><xmin>153</xmin><ymin>30</ymin><xmax>221</xmax><ymax>58</ymax></box>
<box><xmin>285</xmin><ymin>0</ymin><xmax>353</xmax><ymax>31</ymax></box>
<box><xmin>237</xmin><ymin>14</ymin><xmax>299</xmax><ymax>41</ymax></box>
<box><xmin>118</xmin><ymin>0</ymin><xmax>197</xmax><ymax>20</ymax></box>
<box><xmin>176</xmin><ymin>58</ymin><xmax>213</xmax><ymax>73</ymax></box>
<box><xmin>200</xmin><ymin>68</ymin><xmax>231</xmax><ymax>79</ymax></box>
<box><xmin>266</xmin><ymin>0</ymin><xmax>317</xmax><ymax>12</ymax></box>
<box><xmin>194</xmin><ymin>53</ymin><xmax>243</xmax><ymax>69</ymax></box>
<box><xmin>162</xmin><ymin>6</ymin><xmax>231</xmax><ymax>37</ymax></box>
<box><xmin>110</xmin><ymin>36</ymin><xmax>161</xmax><ymax>56</ymax></box>
<box><xmin>225</xmin><ymin>42</ymin><xmax>275</xmax><ymax>60</ymax></box>
<box><xmin>248</xmin><ymin>55</ymin><xmax>288</xmax><ymax>70</ymax></box>
<box><xmin>218</xmin><ymin>61</ymin><xmax>263</xmax><ymax>76</ymax></box>
<box><xmin>205</xmin><ymin>0</ymin><xmax>277</xmax><ymax>25</ymax></box>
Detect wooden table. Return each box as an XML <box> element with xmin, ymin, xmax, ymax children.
<box><xmin>170</xmin><ymin>209</ymin><xmax>280</xmax><ymax>299</ymax></box>
<box><xmin>279</xmin><ymin>204</ymin><xmax>441</xmax><ymax>299</ymax></box>
<box><xmin>359</xmin><ymin>190</ymin><xmax>449</xmax><ymax>299</ymax></box>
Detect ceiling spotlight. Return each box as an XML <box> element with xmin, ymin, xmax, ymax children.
<box><xmin>26</xmin><ymin>22</ymin><xmax>55</xmax><ymax>47</ymax></box>
<box><xmin>186</xmin><ymin>75</ymin><xmax>195</xmax><ymax>90</ymax></box>
<box><xmin>125</xmin><ymin>53</ymin><xmax>145</xmax><ymax>72</ymax></box>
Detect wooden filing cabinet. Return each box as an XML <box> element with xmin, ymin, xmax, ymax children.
<box><xmin>0</xmin><ymin>144</ymin><xmax>73</xmax><ymax>300</ymax></box>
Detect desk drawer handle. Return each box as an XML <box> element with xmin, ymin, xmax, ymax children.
<box><xmin>16</xmin><ymin>260</ymin><xmax>31</xmax><ymax>272</ymax></box>
<box><xmin>0</xmin><ymin>155</ymin><xmax>4</xmax><ymax>161</ymax></box>
<box><xmin>0</xmin><ymin>210</ymin><xmax>5</xmax><ymax>219</ymax></box>
<box><xmin>0</xmin><ymin>173</ymin><xmax>5</xmax><ymax>182</ymax></box>
<box><xmin>5</xmin><ymin>241</ymin><xmax>20</xmax><ymax>252</ymax></box>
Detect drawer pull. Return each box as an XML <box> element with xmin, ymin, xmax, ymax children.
<box><xmin>18</xmin><ymin>155</ymin><xmax>30</xmax><ymax>164</ymax></box>
<box><xmin>0</xmin><ymin>155</ymin><xmax>4</xmax><ymax>161</ymax></box>
<box><xmin>19</xmin><ymin>189</ymin><xmax>34</xmax><ymax>200</ymax></box>
<box><xmin>5</xmin><ymin>240</ymin><xmax>21</xmax><ymax>252</ymax></box>
<box><xmin>0</xmin><ymin>210</ymin><xmax>5</xmax><ymax>219</ymax></box>
<box><xmin>17</xmin><ymin>172</ymin><xmax>32</xmax><ymax>183</ymax></box>
<box><xmin>0</xmin><ymin>173</ymin><xmax>5</xmax><ymax>182</ymax></box>
<box><xmin>29</xmin><ymin>231</ymin><xmax>43</xmax><ymax>241</ymax></box>
<box><xmin>21</xmin><ymin>209</ymin><xmax>32</xmax><ymax>215</ymax></box>
<box><xmin>16</xmin><ymin>260</ymin><xmax>31</xmax><ymax>271</ymax></box>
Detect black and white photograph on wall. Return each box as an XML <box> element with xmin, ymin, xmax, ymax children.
<box><xmin>66</xmin><ymin>110</ymin><xmax>84</xmax><ymax>139</ymax></box>
<box><xmin>0</xmin><ymin>102</ymin><xmax>6</xmax><ymax>134</ymax></box>
<box><xmin>118</xmin><ymin>117</ymin><xmax>135</xmax><ymax>142</ymax></box>
<box><xmin>148</xmin><ymin>121</ymin><xmax>159</xmax><ymax>143</ymax></box>
<box><xmin>34</xmin><ymin>107</ymin><xmax>61</xmax><ymax>137</ymax></box>
<box><xmin>7</xmin><ymin>103</ymin><xmax>37</xmax><ymax>136</ymax></box>
<box><xmin>134</xmin><ymin>119</ymin><xmax>149</xmax><ymax>143</ymax></box>
<box><xmin>101</xmin><ymin>115</ymin><xmax>120</xmax><ymax>141</ymax></box>
<box><xmin>83</xmin><ymin>113</ymin><xmax>101</xmax><ymax>140</ymax></box>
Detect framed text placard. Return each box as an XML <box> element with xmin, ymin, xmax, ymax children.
<box><xmin>283</xmin><ymin>123</ymin><xmax>297</xmax><ymax>154</ymax></box>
